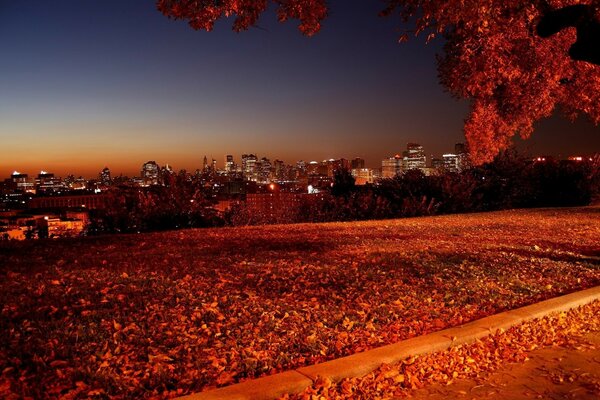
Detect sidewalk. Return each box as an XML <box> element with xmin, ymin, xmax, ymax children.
<box><xmin>409</xmin><ymin>331</ymin><xmax>600</xmax><ymax>399</ymax></box>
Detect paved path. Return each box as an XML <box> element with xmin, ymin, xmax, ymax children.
<box><xmin>408</xmin><ymin>332</ymin><xmax>600</xmax><ymax>399</ymax></box>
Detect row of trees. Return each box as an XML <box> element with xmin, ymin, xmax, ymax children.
<box><xmin>88</xmin><ymin>174</ymin><xmax>223</xmax><ymax>234</ymax></box>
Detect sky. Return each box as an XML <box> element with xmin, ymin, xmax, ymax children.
<box><xmin>1</xmin><ymin>0</ymin><xmax>599</xmax><ymax>178</ymax></box>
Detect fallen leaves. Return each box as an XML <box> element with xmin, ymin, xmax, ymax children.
<box><xmin>0</xmin><ymin>207</ymin><xmax>598</xmax><ymax>398</ymax></box>
<box><xmin>287</xmin><ymin>301</ymin><xmax>600</xmax><ymax>399</ymax></box>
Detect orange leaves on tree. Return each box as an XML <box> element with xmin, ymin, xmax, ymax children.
<box><xmin>156</xmin><ymin>0</ymin><xmax>327</xmax><ymax>36</ymax></box>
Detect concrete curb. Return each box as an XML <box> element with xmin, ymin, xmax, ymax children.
<box><xmin>180</xmin><ymin>286</ymin><xmax>600</xmax><ymax>400</ymax></box>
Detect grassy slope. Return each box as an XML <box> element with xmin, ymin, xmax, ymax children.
<box><xmin>1</xmin><ymin>207</ymin><xmax>599</xmax><ymax>398</ymax></box>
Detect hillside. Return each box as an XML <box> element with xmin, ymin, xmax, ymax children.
<box><xmin>1</xmin><ymin>207</ymin><xmax>599</xmax><ymax>398</ymax></box>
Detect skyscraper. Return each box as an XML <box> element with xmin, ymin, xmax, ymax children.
<box><xmin>257</xmin><ymin>157</ymin><xmax>272</xmax><ymax>184</ymax></box>
<box><xmin>403</xmin><ymin>143</ymin><xmax>427</xmax><ymax>170</ymax></box>
<box><xmin>99</xmin><ymin>167</ymin><xmax>111</xmax><ymax>186</ymax></box>
<box><xmin>442</xmin><ymin>154</ymin><xmax>460</xmax><ymax>172</ymax></box>
<box><xmin>351</xmin><ymin>157</ymin><xmax>365</xmax><ymax>170</ymax></box>
<box><xmin>141</xmin><ymin>161</ymin><xmax>159</xmax><ymax>186</ymax></box>
<box><xmin>224</xmin><ymin>155</ymin><xmax>235</xmax><ymax>174</ymax></box>
<box><xmin>273</xmin><ymin>159</ymin><xmax>285</xmax><ymax>181</ymax></box>
<box><xmin>241</xmin><ymin>154</ymin><xmax>258</xmax><ymax>181</ymax></box>
<box><xmin>381</xmin><ymin>155</ymin><xmax>403</xmax><ymax>178</ymax></box>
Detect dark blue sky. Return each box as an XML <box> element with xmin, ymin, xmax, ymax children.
<box><xmin>1</xmin><ymin>0</ymin><xmax>598</xmax><ymax>176</ymax></box>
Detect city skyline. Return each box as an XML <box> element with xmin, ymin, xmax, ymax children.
<box><xmin>1</xmin><ymin>0</ymin><xmax>599</xmax><ymax>178</ymax></box>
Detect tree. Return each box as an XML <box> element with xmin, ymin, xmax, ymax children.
<box><xmin>330</xmin><ymin>168</ymin><xmax>355</xmax><ymax>197</ymax></box>
<box><xmin>537</xmin><ymin>4</ymin><xmax>600</xmax><ymax>64</ymax></box>
<box><xmin>157</xmin><ymin>0</ymin><xmax>600</xmax><ymax>165</ymax></box>
<box><xmin>156</xmin><ymin>0</ymin><xmax>328</xmax><ymax>36</ymax></box>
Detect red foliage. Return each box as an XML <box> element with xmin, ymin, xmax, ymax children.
<box><xmin>156</xmin><ymin>0</ymin><xmax>327</xmax><ymax>36</ymax></box>
<box><xmin>157</xmin><ymin>0</ymin><xmax>600</xmax><ymax>164</ymax></box>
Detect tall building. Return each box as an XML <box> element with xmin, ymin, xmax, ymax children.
<box><xmin>403</xmin><ymin>143</ymin><xmax>427</xmax><ymax>170</ymax></box>
<box><xmin>351</xmin><ymin>157</ymin><xmax>365</xmax><ymax>170</ymax></box>
<box><xmin>326</xmin><ymin>158</ymin><xmax>349</xmax><ymax>177</ymax></box>
<box><xmin>36</xmin><ymin>171</ymin><xmax>64</xmax><ymax>193</ymax></box>
<box><xmin>381</xmin><ymin>155</ymin><xmax>403</xmax><ymax>178</ymax></box>
<box><xmin>431</xmin><ymin>158</ymin><xmax>444</xmax><ymax>170</ymax></box>
<box><xmin>241</xmin><ymin>154</ymin><xmax>258</xmax><ymax>181</ymax></box>
<box><xmin>160</xmin><ymin>164</ymin><xmax>174</xmax><ymax>185</ymax></box>
<box><xmin>272</xmin><ymin>159</ymin><xmax>285</xmax><ymax>181</ymax></box>
<box><xmin>202</xmin><ymin>156</ymin><xmax>209</xmax><ymax>172</ymax></box>
<box><xmin>141</xmin><ymin>161</ymin><xmax>159</xmax><ymax>186</ymax></box>
<box><xmin>307</xmin><ymin>161</ymin><xmax>320</xmax><ymax>176</ymax></box>
<box><xmin>442</xmin><ymin>154</ymin><xmax>460</xmax><ymax>172</ymax></box>
<box><xmin>99</xmin><ymin>167</ymin><xmax>111</xmax><ymax>186</ymax></box>
<box><xmin>257</xmin><ymin>157</ymin><xmax>272</xmax><ymax>184</ymax></box>
<box><xmin>9</xmin><ymin>172</ymin><xmax>35</xmax><ymax>193</ymax></box>
<box><xmin>224</xmin><ymin>155</ymin><xmax>235</xmax><ymax>174</ymax></box>
<box><xmin>454</xmin><ymin>143</ymin><xmax>467</xmax><ymax>171</ymax></box>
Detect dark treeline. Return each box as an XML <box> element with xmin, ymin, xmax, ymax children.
<box><xmin>88</xmin><ymin>172</ymin><xmax>223</xmax><ymax>234</ymax></box>
<box><xmin>89</xmin><ymin>150</ymin><xmax>599</xmax><ymax>232</ymax></box>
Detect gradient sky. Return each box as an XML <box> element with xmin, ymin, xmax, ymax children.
<box><xmin>1</xmin><ymin>0</ymin><xmax>598</xmax><ymax>178</ymax></box>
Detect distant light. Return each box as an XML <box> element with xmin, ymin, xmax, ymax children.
<box><xmin>12</xmin><ymin>171</ymin><xmax>20</xmax><ymax>175</ymax></box>
<box><xmin>40</xmin><ymin>170</ymin><xmax>47</xmax><ymax>175</ymax></box>
<box><xmin>269</xmin><ymin>183</ymin><xmax>275</xmax><ymax>190</ymax></box>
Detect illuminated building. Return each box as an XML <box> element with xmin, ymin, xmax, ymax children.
<box><xmin>160</xmin><ymin>164</ymin><xmax>175</xmax><ymax>185</ymax></box>
<box><xmin>36</xmin><ymin>171</ymin><xmax>64</xmax><ymax>193</ymax></box>
<box><xmin>28</xmin><ymin>194</ymin><xmax>108</xmax><ymax>209</ymax></box>
<box><xmin>326</xmin><ymin>158</ymin><xmax>349</xmax><ymax>177</ymax></box>
<box><xmin>296</xmin><ymin>160</ymin><xmax>307</xmax><ymax>178</ymax></box>
<box><xmin>45</xmin><ymin>217</ymin><xmax>86</xmax><ymax>238</ymax></box>
<box><xmin>246</xmin><ymin>192</ymin><xmax>298</xmax><ymax>220</ymax></box>
<box><xmin>307</xmin><ymin>161</ymin><xmax>320</xmax><ymax>176</ymax></box>
<box><xmin>431</xmin><ymin>158</ymin><xmax>444</xmax><ymax>169</ymax></box>
<box><xmin>442</xmin><ymin>154</ymin><xmax>460</xmax><ymax>172</ymax></box>
<box><xmin>242</xmin><ymin>154</ymin><xmax>258</xmax><ymax>181</ymax></box>
<box><xmin>351</xmin><ymin>168</ymin><xmax>374</xmax><ymax>185</ymax></box>
<box><xmin>455</xmin><ymin>143</ymin><xmax>467</xmax><ymax>170</ymax></box>
<box><xmin>257</xmin><ymin>157</ymin><xmax>272</xmax><ymax>184</ymax></box>
<box><xmin>381</xmin><ymin>155</ymin><xmax>403</xmax><ymax>178</ymax></box>
<box><xmin>141</xmin><ymin>161</ymin><xmax>160</xmax><ymax>186</ymax></box>
<box><xmin>403</xmin><ymin>143</ymin><xmax>427</xmax><ymax>170</ymax></box>
<box><xmin>272</xmin><ymin>159</ymin><xmax>285</xmax><ymax>181</ymax></box>
<box><xmin>225</xmin><ymin>155</ymin><xmax>235</xmax><ymax>174</ymax></box>
<box><xmin>10</xmin><ymin>172</ymin><xmax>35</xmax><ymax>193</ymax></box>
<box><xmin>99</xmin><ymin>167</ymin><xmax>111</xmax><ymax>186</ymax></box>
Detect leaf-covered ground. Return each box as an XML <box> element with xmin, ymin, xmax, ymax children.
<box><xmin>0</xmin><ymin>207</ymin><xmax>599</xmax><ymax>398</ymax></box>
<box><xmin>287</xmin><ymin>301</ymin><xmax>600</xmax><ymax>399</ymax></box>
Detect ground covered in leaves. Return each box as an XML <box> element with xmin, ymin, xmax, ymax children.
<box><xmin>289</xmin><ymin>301</ymin><xmax>600</xmax><ymax>399</ymax></box>
<box><xmin>1</xmin><ymin>207</ymin><xmax>599</xmax><ymax>398</ymax></box>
